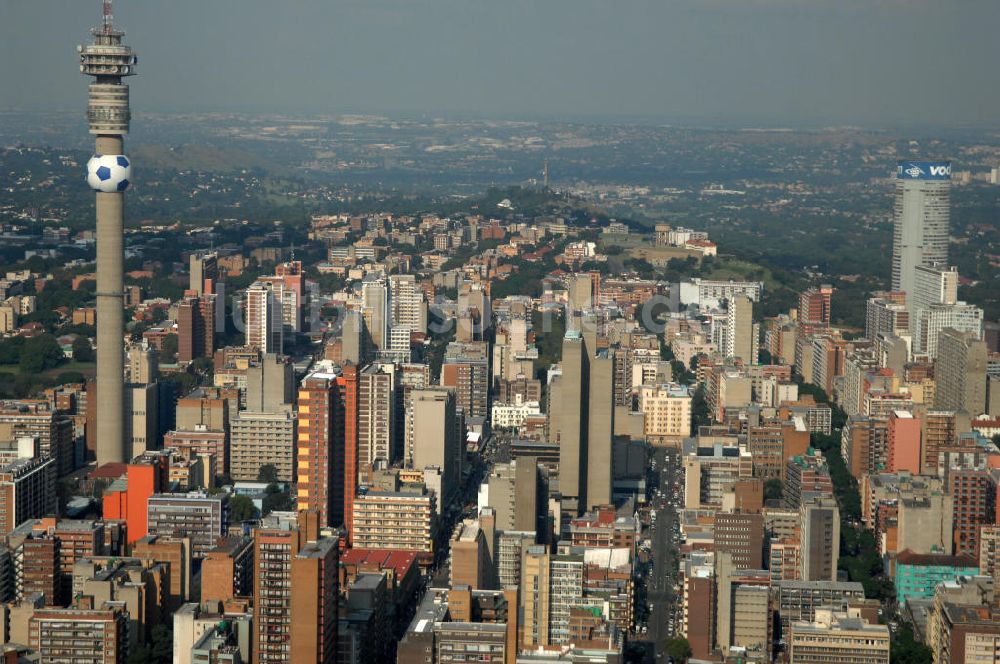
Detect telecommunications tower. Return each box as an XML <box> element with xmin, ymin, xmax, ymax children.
<box><xmin>79</xmin><ymin>0</ymin><xmax>137</xmax><ymax>464</ymax></box>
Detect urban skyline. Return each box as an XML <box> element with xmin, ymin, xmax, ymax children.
<box><xmin>0</xmin><ymin>1</ymin><xmax>997</xmax><ymax>664</ymax></box>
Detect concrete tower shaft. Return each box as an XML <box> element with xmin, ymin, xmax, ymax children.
<box><xmin>80</xmin><ymin>0</ymin><xmax>136</xmax><ymax>465</ymax></box>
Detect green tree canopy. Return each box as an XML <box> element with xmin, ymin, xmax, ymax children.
<box><xmin>160</xmin><ymin>333</ymin><xmax>178</xmax><ymax>364</ymax></box>
<box><xmin>71</xmin><ymin>336</ymin><xmax>94</xmax><ymax>362</ymax></box>
<box><xmin>661</xmin><ymin>636</ymin><xmax>691</xmax><ymax>663</ymax></box>
<box><xmin>230</xmin><ymin>494</ymin><xmax>259</xmax><ymax>522</ymax></box>
<box><xmin>19</xmin><ymin>334</ymin><xmax>65</xmax><ymax>374</ymax></box>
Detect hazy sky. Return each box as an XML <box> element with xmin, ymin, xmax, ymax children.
<box><xmin>3</xmin><ymin>0</ymin><xmax>998</xmax><ymax>128</ymax></box>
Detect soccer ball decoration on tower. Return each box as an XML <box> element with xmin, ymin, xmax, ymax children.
<box><xmin>86</xmin><ymin>154</ymin><xmax>132</xmax><ymax>192</ymax></box>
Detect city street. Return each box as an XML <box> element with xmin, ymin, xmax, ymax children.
<box><xmin>644</xmin><ymin>446</ymin><xmax>682</xmax><ymax>653</ymax></box>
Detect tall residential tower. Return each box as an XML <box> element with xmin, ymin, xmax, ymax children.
<box><xmin>80</xmin><ymin>0</ymin><xmax>138</xmax><ymax>465</ymax></box>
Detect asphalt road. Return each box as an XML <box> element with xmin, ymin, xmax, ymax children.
<box><xmin>646</xmin><ymin>446</ymin><xmax>682</xmax><ymax>654</ymax></box>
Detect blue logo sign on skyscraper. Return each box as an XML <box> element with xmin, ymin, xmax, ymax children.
<box><xmin>896</xmin><ymin>160</ymin><xmax>951</xmax><ymax>181</ymax></box>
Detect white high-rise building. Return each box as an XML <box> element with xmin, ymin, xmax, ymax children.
<box><xmin>389</xmin><ymin>274</ymin><xmax>427</xmax><ymax>334</ymax></box>
<box><xmin>912</xmin><ymin>264</ymin><xmax>958</xmax><ymax>312</ymax></box>
<box><xmin>892</xmin><ymin>160</ymin><xmax>951</xmax><ymax>304</ymax></box>
<box><xmin>245</xmin><ymin>281</ymin><xmax>283</xmax><ymax>354</ymax></box>
<box><xmin>915</xmin><ymin>302</ymin><xmax>983</xmax><ymax>359</ymax></box>
<box><xmin>909</xmin><ymin>264</ymin><xmax>982</xmax><ymax>358</ymax></box>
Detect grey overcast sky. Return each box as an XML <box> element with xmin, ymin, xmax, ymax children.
<box><xmin>2</xmin><ymin>0</ymin><xmax>998</xmax><ymax>128</ymax></box>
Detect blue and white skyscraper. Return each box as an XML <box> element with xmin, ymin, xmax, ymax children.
<box><xmin>891</xmin><ymin>160</ymin><xmax>951</xmax><ymax>304</ymax></box>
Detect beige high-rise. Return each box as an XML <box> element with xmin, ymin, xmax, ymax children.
<box><xmin>586</xmin><ymin>351</ymin><xmax>614</xmax><ymax>508</ymax></box>
<box><xmin>726</xmin><ymin>294</ymin><xmax>756</xmax><ymax>363</ymax></box>
<box><xmin>554</xmin><ymin>332</ymin><xmax>587</xmax><ymax>514</ymax></box>
<box><xmin>409</xmin><ymin>388</ymin><xmax>460</xmax><ymax>500</ymax></box>
<box><xmin>936</xmin><ymin>328</ymin><xmax>987</xmax><ymax>415</ymax></box>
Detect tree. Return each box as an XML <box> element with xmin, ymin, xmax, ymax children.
<box><xmin>149</xmin><ymin>624</ymin><xmax>172</xmax><ymax>664</ymax></box>
<box><xmin>891</xmin><ymin>621</ymin><xmax>932</xmax><ymax>664</ymax></box>
<box><xmin>127</xmin><ymin>623</ymin><xmax>172</xmax><ymax>664</ymax></box>
<box><xmin>0</xmin><ymin>336</ymin><xmax>25</xmax><ymax>364</ymax></box>
<box><xmin>159</xmin><ymin>334</ymin><xmax>178</xmax><ymax>364</ymax></box>
<box><xmin>661</xmin><ymin>636</ymin><xmax>691</xmax><ymax>663</ymax></box>
<box><xmin>71</xmin><ymin>336</ymin><xmax>94</xmax><ymax>362</ymax></box>
<box><xmin>56</xmin><ymin>371</ymin><xmax>86</xmax><ymax>386</ymax></box>
<box><xmin>257</xmin><ymin>464</ymin><xmax>280</xmax><ymax>484</ymax></box>
<box><xmin>690</xmin><ymin>384</ymin><xmax>712</xmax><ymax>433</ymax></box>
<box><xmin>764</xmin><ymin>478</ymin><xmax>783</xmax><ymax>501</ymax></box>
<box><xmin>262</xmin><ymin>483</ymin><xmax>292</xmax><ymax>514</ymax></box>
<box><xmin>230</xmin><ymin>494</ymin><xmax>259</xmax><ymax>522</ymax></box>
<box><xmin>19</xmin><ymin>334</ymin><xmax>65</xmax><ymax>374</ymax></box>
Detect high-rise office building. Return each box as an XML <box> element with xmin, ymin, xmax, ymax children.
<box><xmin>715</xmin><ymin>511</ymin><xmax>765</xmax><ymax>570</ymax></box>
<box><xmin>714</xmin><ymin>552</ymin><xmax>772</xmax><ymax>656</ymax></box>
<box><xmin>29</xmin><ymin>606</ymin><xmax>129</xmax><ymax>664</ymax></box>
<box><xmin>0</xmin><ymin>457</ymin><xmax>57</xmax><ymax>536</ymax></box>
<box><xmin>125</xmin><ymin>382</ymin><xmax>158</xmax><ymax>458</ymax></box>
<box><xmin>340</xmin><ymin>310</ymin><xmax>365</xmax><ymax>365</ymax></box>
<box><xmin>80</xmin><ymin>0</ymin><xmax>138</xmax><ymax>466</ymax></box>
<box><xmin>788</xmin><ymin>608</ymin><xmax>890</xmax><ymax>664</ymax></box>
<box><xmin>887</xmin><ymin>410</ymin><xmax>921</xmax><ymax>474</ymax></box>
<box><xmin>245</xmin><ymin>354</ymin><xmax>294</xmax><ymax>413</ymax></box>
<box><xmin>253</xmin><ymin>511</ymin><xmax>337</xmax><ymax>664</ymax></box>
<box><xmin>270</xmin><ymin>260</ymin><xmax>306</xmax><ymax>334</ymax></box>
<box><xmin>914</xmin><ymin>302</ymin><xmax>984</xmax><ymax>360</ymax></box>
<box><xmin>358</xmin><ymin>363</ymin><xmax>395</xmax><ymax>485</ymax></box>
<box><xmin>479</xmin><ymin>458</ymin><xmax>541</xmax><ymax>534</ymax></box>
<box><xmin>908</xmin><ymin>264</ymin><xmax>983</xmax><ymax>358</ymax></box>
<box><xmin>389</xmin><ymin>274</ymin><xmax>427</xmax><ymax>334</ymax></box>
<box><xmin>0</xmin><ymin>403</ymin><xmax>74</xmax><ymax>477</ymax></box>
<box><xmin>245</xmin><ymin>281</ymin><xmax>283</xmax><ymax>354</ymax></box>
<box><xmin>521</xmin><ymin>545</ymin><xmax>585</xmax><ymax>648</ymax></box>
<box><xmin>442</xmin><ymin>342</ymin><xmax>491</xmax><ymax>421</ymax></box>
<box><xmin>146</xmin><ymin>492</ymin><xmax>227</xmax><ymax>557</ymax></box>
<box><xmin>798</xmin><ymin>285</ymin><xmax>833</xmax><ymax>328</ymax></box>
<box><xmin>638</xmin><ymin>383</ymin><xmax>692</xmax><ymax>446</ymax></box>
<box><xmin>230</xmin><ymin>409</ymin><xmax>296</xmax><ymax>482</ymax></box>
<box><xmin>587</xmin><ymin>351</ymin><xmax>614</xmax><ymax>509</ymax></box>
<box><xmin>296</xmin><ymin>371</ymin><xmax>338</xmax><ymax>527</ymax></box>
<box><xmin>133</xmin><ymin>534</ymin><xmax>193</xmax><ymax>609</ymax></box>
<box><xmin>726</xmin><ymin>294</ymin><xmax>757</xmax><ymax>363</ymax></box>
<box><xmin>865</xmin><ymin>292</ymin><xmax>910</xmax><ymax>342</ymax></box>
<box><xmin>190</xmin><ymin>251</ymin><xmax>227</xmax><ymax>334</ymax></box>
<box><xmin>936</xmin><ymin>328</ymin><xmax>987</xmax><ymax>415</ymax></box>
<box><xmin>408</xmin><ymin>388</ymin><xmax>460</xmax><ymax>502</ymax></box>
<box><xmin>127</xmin><ymin>345</ymin><xmax>158</xmax><ymax>385</ymax></box>
<box><xmin>351</xmin><ymin>490</ymin><xmax>436</xmax><ymax>552</ymax></box>
<box><xmin>189</xmin><ymin>251</ymin><xmax>217</xmax><ymax>295</ymax></box>
<box><xmin>338</xmin><ymin>364</ymin><xmax>360</xmax><ymax>540</ymax></box>
<box><xmin>450</xmin><ymin>521</ymin><xmax>491</xmax><ymax>590</ymax></box>
<box><xmin>290</xmin><ymin>537</ymin><xmax>339</xmax><ymax>664</ymax></box>
<box><xmin>362</xmin><ymin>277</ymin><xmax>390</xmax><ymax>351</ymax></box>
<box><xmin>177</xmin><ymin>295</ymin><xmax>214</xmax><ymax>363</ymax></box>
<box><xmin>892</xmin><ymin>160</ymin><xmax>951</xmax><ymax>303</ymax></box>
<box><xmin>200</xmin><ymin>535</ymin><xmax>253</xmax><ymax>604</ymax></box>
<box><xmin>553</xmin><ymin>332</ymin><xmax>588</xmax><ymax>515</ymax></box>
<box><xmin>800</xmin><ymin>498</ymin><xmax>840</xmax><ymax>582</ymax></box>
<box><xmin>949</xmin><ymin>470</ymin><xmax>996</xmax><ymax>557</ymax></box>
